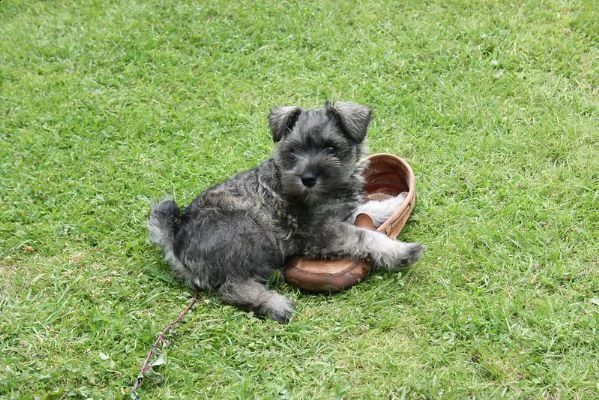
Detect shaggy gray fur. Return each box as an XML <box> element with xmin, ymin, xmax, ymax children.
<box><xmin>148</xmin><ymin>102</ymin><xmax>424</xmax><ymax>323</ymax></box>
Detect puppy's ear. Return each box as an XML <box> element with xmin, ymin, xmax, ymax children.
<box><xmin>326</xmin><ymin>102</ymin><xmax>372</xmax><ymax>143</ymax></box>
<box><xmin>269</xmin><ymin>106</ymin><xmax>302</xmax><ymax>142</ymax></box>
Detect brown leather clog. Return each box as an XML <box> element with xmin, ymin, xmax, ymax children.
<box><xmin>283</xmin><ymin>153</ymin><xmax>417</xmax><ymax>292</ymax></box>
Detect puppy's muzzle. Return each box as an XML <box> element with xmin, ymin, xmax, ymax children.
<box><xmin>300</xmin><ymin>171</ymin><xmax>318</xmax><ymax>188</ymax></box>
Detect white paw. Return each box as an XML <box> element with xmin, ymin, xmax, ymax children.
<box><xmin>380</xmin><ymin>242</ymin><xmax>425</xmax><ymax>270</ymax></box>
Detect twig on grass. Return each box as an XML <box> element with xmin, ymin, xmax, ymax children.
<box><xmin>131</xmin><ymin>292</ymin><xmax>200</xmax><ymax>400</ymax></box>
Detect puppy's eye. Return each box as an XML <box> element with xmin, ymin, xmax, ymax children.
<box><xmin>324</xmin><ymin>146</ymin><xmax>337</xmax><ymax>155</ymax></box>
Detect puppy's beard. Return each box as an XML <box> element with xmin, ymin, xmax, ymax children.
<box><xmin>302</xmin><ymin>184</ymin><xmax>326</xmax><ymax>204</ymax></box>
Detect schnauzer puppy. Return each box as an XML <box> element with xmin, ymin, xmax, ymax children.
<box><xmin>148</xmin><ymin>102</ymin><xmax>424</xmax><ymax>323</ymax></box>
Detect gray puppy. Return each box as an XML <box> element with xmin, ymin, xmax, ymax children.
<box><xmin>148</xmin><ymin>102</ymin><xmax>424</xmax><ymax>323</ymax></box>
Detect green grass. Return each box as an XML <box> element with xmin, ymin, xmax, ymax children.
<box><xmin>1</xmin><ymin>0</ymin><xmax>598</xmax><ymax>398</ymax></box>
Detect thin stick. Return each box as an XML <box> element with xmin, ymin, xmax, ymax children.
<box><xmin>131</xmin><ymin>292</ymin><xmax>200</xmax><ymax>399</ymax></box>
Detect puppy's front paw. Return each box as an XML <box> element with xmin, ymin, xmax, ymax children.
<box><xmin>380</xmin><ymin>242</ymin><xmax>425</xmax><ymax>270</ymax></box>
<box><xmin>399</xmin><ymin>242</ymin><xmax>425</xmax><ymax>266</ymax></box>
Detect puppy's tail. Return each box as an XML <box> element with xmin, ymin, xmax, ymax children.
<box><xmin>148</xmin><ymin>198</ymin><xmax>180</xmax><ymax>261</ymax></box>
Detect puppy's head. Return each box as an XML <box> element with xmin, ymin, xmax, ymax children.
<box><xmin>269</xmin><ymin>102</ymin><xmax>371</xmax><ymax>202</ymax></box>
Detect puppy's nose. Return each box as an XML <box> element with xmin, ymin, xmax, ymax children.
<box><xmin>300</xmin><ymin>172</ymin><xmax>317</xmax><ymax>188</ymax></box>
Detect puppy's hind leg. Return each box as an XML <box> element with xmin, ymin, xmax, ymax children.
<box><xmin>218</xmin><ymin>279</ymin><xmax>296</xmax><ymax>324</ymax></box>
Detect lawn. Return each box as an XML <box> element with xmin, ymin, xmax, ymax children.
<box><xmin>1</xmin><ymin>0</ymin><xmax>597</xmax><ymax>399</ymax></box>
